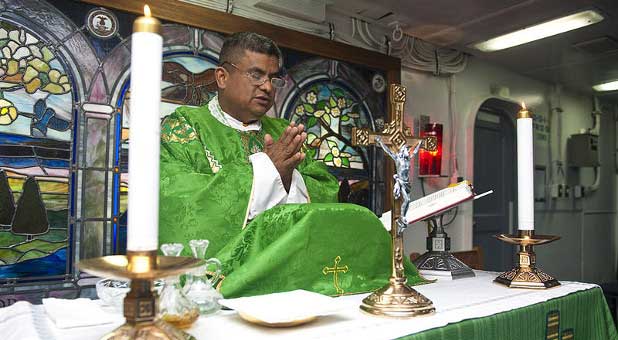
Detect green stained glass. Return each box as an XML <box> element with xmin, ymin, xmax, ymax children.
<box><xmin>290</xmin><ymin>83</ymin><xmax>367</xmax><ymax>169</ymax></box>
<box><xmin>0</xmin><ymin>26</ymin><xmax>72</xmax><ymax>96</ymax></box>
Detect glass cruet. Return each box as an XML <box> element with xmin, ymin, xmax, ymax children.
<box><xmin>183</xmin><ymin>239</ymin><xmax>223</xmax><ymax>315</ymax></box>
<box><xmin>159</xmin><ymin>243</ymin><xmax>200</xmax><ymax>329</ymax></box>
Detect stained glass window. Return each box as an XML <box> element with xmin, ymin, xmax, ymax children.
<box><xmin>288</xmin><ymin>83</ymin><xmax>369</xmax><ymax>170</ymax></box>
<box><xmin>273</xmin><ymin>55</ymin><xmax>387</xmax><ymax>210</ymax></box>
<box><xmin>0</xmin><ymin>0</ymin><xmax>385</xmax><ymax>305</ymax></box>
<box><xmin>0</xmin><ymin>22</ymin><xmax>73</xmax><ymax>281</ymax></box>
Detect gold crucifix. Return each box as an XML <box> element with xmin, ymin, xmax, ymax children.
<box><xmin>322</xmin><ymin>256</ymin><xmax>348</xmax><ymax>295</ymax></box>
<box><xmin>352</xmin><ymin>83</ymin><xmax>436</xmax><ymax>317</ymax></box>
<box><xmin>352</xmin><ymin>85</ymin><xmax>437</xmax><ymax>154</ymax></box>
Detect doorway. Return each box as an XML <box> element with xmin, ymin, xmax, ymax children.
<box><xmin>473</xmin><ymin>100</ymin><xmax>518</xmax><ymax>271</ymax></box>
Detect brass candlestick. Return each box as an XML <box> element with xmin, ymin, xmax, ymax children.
<box><xmin>353</xmin><ymin>84</ymin><xmax>436</xmax><ymax>317</ymax></box>
<box><xmin>79</xmin><ymin>251</ymin><xmax>204</xmax><ymax>339</ymax></box>
<box><xmin>494</xmin><ymin>230</ymin><xmax>560</xmax><ymax>289</ymax></box>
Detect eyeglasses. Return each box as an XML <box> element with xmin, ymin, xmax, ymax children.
<box><xmin>221</xmin><ymin>61</ymin><xmax>286</xmax><ymax>88</ymax></box>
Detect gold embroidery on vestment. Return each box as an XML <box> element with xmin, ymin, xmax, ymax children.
<box><xmin>204</xmin><ymin>148</ymin><xmax>222</xmax><ymax>173</ymax></box>
<box><xmin>322</xmin><ymin>256</ymin><xmax>349</xmax><ymax>295</ymax></box>
<box><xmin>161</xmin><ymin>115</ymin><xmax>198</xmax><ymax>144</ymax></box>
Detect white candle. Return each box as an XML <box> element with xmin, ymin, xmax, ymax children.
<box><xmin>127</xmin><ymin>5</ymin><xmax>162</xmax><ymax>251</ymax></box>
<box><xmin>517</xmin><ymin>103</ymin><xmax>534</xmax><ymax>231</ymax></box>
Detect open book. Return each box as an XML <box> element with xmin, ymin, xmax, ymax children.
<box><xmin>405</xmin><ymin>181</ymin><xmax>474</xmax><ymax>224</ymax></box>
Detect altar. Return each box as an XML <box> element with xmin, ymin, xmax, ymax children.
<box><xmin>3</xmin><ymin>271</ymin><xmax>616</xmax><ymax>340</ymax></box>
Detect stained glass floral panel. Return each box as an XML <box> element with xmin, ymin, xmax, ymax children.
<box><xmin>289</xmin><ymin>83</ymin><xmax>369</xmax><ymax>170</ymax></box>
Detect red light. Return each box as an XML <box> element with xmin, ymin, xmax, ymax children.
<box><xmin>419</xmin><ymin>123</ymin><xmax>443</xmax><ymax>176</ymax></box>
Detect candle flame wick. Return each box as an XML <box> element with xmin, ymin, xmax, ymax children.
<box><xmin>521</xmin><ymin>102</ymin><xmax>527</xmax><ymax>110</ymax></box>
<box><xmin>144</xmin><ymin>4</ymin><xmax>151</xmax><ymax>17</ymax></box>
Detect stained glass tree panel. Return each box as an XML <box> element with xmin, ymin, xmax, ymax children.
<box><xmin>0</xmin><ymin>22</ymin><xmax>73</xmax><ymax>280</ymax></box>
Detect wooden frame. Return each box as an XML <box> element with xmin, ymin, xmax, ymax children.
<box><xmin>81</xmin><ymin>0</ymin><xmax>399</xmax><ymax>210</ymax></box>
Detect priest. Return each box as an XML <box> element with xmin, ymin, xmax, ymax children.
<box><xmin>158</xmin><ymin>32</ymin><xmax>423</xmax><ymax>298</ymax></box>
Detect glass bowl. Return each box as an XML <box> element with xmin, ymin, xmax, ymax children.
<box><xmin>96</xmin><ymin>278</ymin><xmax>165</xmax><ymax>311</ymax></box>
<box><xmin>96</xmin><ymin>278</ymin><xmax>130</xmax><ymax>310</ymax></box>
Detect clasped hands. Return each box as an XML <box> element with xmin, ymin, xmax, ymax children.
<box><xmin>264</xmin><ymin>122</ymin><xmax>306</xmax><ymax>192</ymax></box>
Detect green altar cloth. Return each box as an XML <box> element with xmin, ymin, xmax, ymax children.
<box><xmin>401</xmin><ymin>287</ymin><xmax>617</xmax><ymax>340</ymax></box>
<box><xmin>159</xmin><ymin>102</ymin><xmax>423</xmax><ymax>298</ymax></box>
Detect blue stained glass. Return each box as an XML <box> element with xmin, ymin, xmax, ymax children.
<box><xmin>0</xmin><ymin>248</ymin><xmax>67</xmax><ymax>277</ymax></box>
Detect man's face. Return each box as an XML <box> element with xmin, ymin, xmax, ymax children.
<box><xmin>217</xmin><ymin>50</ymin><xmax>280</xmax><ymax>122</ymax></box>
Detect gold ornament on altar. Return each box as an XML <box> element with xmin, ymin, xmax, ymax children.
<box><xmin>494</xmin><ymin>231</ymin><xmax>560</xmax><ymax>288</ymax></box>
<box><xmin>352</xmin><ymin>84</ymin><xmax>436</xmax><ymax>317</ymax></box>
<box><xmin>352</xmin><ymin>86</ymin><xmax>437</xmax><ymax>152</ymax></box>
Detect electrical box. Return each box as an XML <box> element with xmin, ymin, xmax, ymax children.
<box><xmin>567</xmin><ymin>133</ymin><xmax>599</xmax><ymax>167</ymax></box>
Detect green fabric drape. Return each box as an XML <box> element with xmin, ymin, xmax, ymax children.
<box><xmin>400</xmin><ymin>287</ymin><xmax>618</xmax><ymax>340</ymax></box>
<box><xmin>159</xmin><ymin>103</ymin><xmax>424</xmax><ymax>298</ymax></box>
<box><xmin>217</xmin><ymin>203</ymin><xmax>422</xmax><ymax>297</ymax></box>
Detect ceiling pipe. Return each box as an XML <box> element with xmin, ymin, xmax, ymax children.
<box><xmin>585</xmin><ymin>96</ymin><xmax>602</xmax><ymax>193</ymax></box>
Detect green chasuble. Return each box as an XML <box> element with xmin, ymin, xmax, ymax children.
<box><xmin>159</xmin><ymin>101</ymin><xmax>423</xmax><ymax>298</ymax></box>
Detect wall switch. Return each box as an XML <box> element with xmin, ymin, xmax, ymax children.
<box><xmin>573</xmin><ymin>185</ymin><xmax>584</xmax><ymax>198</ymax></box>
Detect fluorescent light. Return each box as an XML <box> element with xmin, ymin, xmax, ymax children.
<box><xmin>472</xmin><ymin>10</ymin><xmax>604</xmax><ymax>52</ymax></box>
<box><xmin>593</xmin><ymin>80</ymin><xmax>618</xmax><ymax>92</ymax></box>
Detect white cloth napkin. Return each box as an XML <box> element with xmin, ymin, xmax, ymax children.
<box><xmin>0</xmin><ymin>301</ymin><xmax>54</xmax><ymax>340</ymax></box>
<box><xmin>42</xmin><ymin>298</ymin><xmax>121</xmax><ymax>329</ymax></box>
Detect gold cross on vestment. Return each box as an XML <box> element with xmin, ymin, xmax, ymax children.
<box><xmin>352</xmin><ymin>84</ymin><xmax>437</xmax><ymax>154</ymax></box>
<box><xmin>322</xmin><ymin>256</ymin><xmax>348</xmax><ymax>295</ymax></box>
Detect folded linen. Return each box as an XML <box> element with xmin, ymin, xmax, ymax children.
<box><xmin>0</xmin><ymin>301</ymin><xmax>54</xmax><ymax>340</ymax></box>
<box><xmin>42</xmin><ymin>298</ymin><xmax>122</xmax><ymax>329</ymax></box>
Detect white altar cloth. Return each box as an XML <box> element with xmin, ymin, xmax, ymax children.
<box><xmin>1</xmin><ymin>271</ymin><xmax>597</xmax><ymax>340</ymax></box>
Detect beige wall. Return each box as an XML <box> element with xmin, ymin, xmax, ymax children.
<box><xmin>401</xmin><ymin>56</ymin><xmax>617</xmax><ymax>282</ymax></box>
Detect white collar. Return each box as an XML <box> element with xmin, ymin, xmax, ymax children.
<box><xmin>208</xmin><ymin>95</ymin><xmax>262</xmax><ymax>132</ymax></box>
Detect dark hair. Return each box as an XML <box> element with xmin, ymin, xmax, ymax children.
<box><xmin>219</xmin><ymin>32</ymin><xmax>283</xmax><ymax>67</ymax></box>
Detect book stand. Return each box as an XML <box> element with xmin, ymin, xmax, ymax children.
<box><xmin>413</xmin><ymin>216</ymin><xmax>475</xmax><ymax>280</ymax></box>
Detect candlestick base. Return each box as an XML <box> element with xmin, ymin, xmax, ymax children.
<box><xmin>360</xmin><ymin>277</ymin><xmax>435</xmax><ymax>317</ymax></box>
<box><xmin>79</xmin><ymin>251</ymin><xmax>204</xmax><ymax>340</ymax></box>
<box><xmin>494</xmin><ymin>231</ymin><xmax>560</xmax><ymax>289</ymax></box>
<box><xmin>102</xmin><ymin>319</ymin><xmax>195</xmax><ymax>340</ymax></box>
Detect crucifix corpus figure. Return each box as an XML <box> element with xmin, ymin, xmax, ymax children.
<box><xmin>375</xmin><ymin>136</ymin><xmax>421</xmax><ymax>235</ymax></box>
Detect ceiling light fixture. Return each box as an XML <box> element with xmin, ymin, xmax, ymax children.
<box><xmin>592</xmin><ymin>80</ymin><xmax>618</xmax><ymax>92</ymax></box>
<box><xmin>472</xmin><ymin>9</ymin><xmax>604</xmax><ymax>52</ymax></box>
